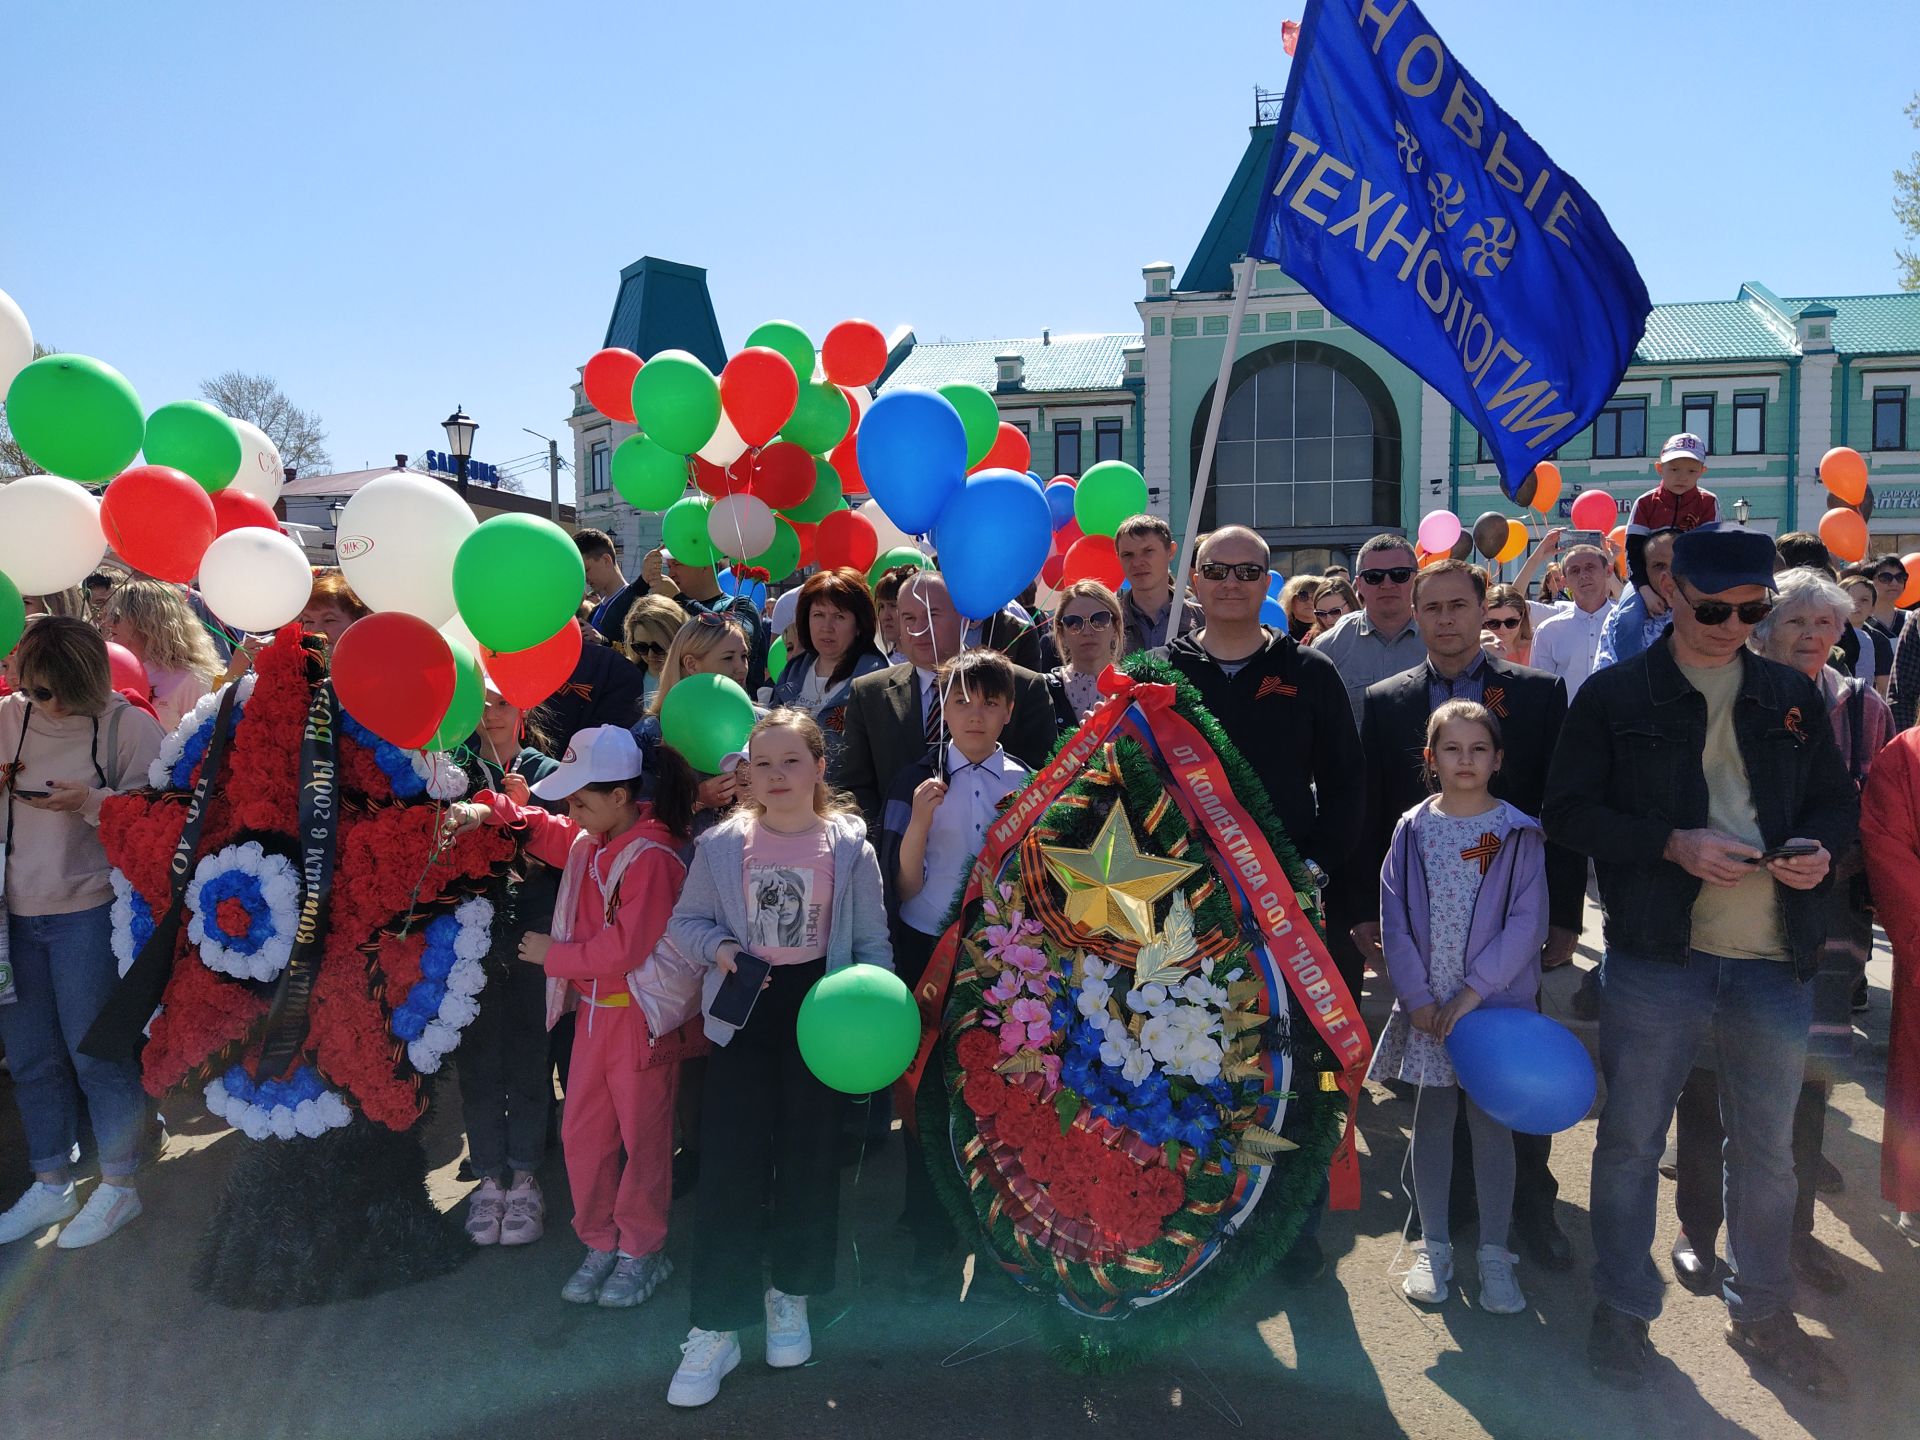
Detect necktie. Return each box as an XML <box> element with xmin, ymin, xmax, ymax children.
<box><xmin>924</xmin><ymin>680</ymin><xmax>942</xmax><ymax>746</ymax></box>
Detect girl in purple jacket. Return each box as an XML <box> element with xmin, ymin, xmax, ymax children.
<box><xmin>1372</xmin><ymin>699</ymin><xmax>1549</xmax><ymax>1315</ymax></box>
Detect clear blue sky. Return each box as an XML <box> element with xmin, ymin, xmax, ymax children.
<box><xmin>4</xmin><ymin>0</ymin><xmax>1917</xmax><ymax>479</ymax></box>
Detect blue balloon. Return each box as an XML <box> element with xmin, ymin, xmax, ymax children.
<box><xmin>716</xmin><ymin>570</ymin><xmax>738</xmax><ymax>596</ymax></box>
<box><xmin>855</xmin><ymin>390</ymin><xmax>967</xmax><ymax>536</ymax></box>
<box><xmin>1044</xmin><ymin>480</ymin><xmax>1077</xmax><ymax>530</ymax></box>
<box><xmin>1267</xmin><ymin>569</ymin><xmax>1286</xmax><ymax>597</ymax></box>
<box><xmin>933</xmin><ymin>469</ymin><xmax>1052</xmax><ymax>620</ymax></box>
<box><xmin>1445</xmin><ymin>1008</ymin><xmax>1596</xmax><ymax>1135</ymax></box>
<box><xmin>1259</xmin><ymin>596</ymin><xmax>1286</xmax><ymax>627</ymax></box>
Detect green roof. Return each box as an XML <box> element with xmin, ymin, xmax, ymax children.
<box><xmin>1633</xmin><ymin>298</ymin><xmax>1797</xmax><ymax>363</ymax></box>
<box><xmin>602</xmin><ymin>257</ymin><xmax>727</xmax><ymax>371</ymax></box>
<box><xmin>1785</xmin><ymin>293</ymin><xmax>1920</xmax><ymax>355</ymax></box>
<box><xmin>878</xmin><ymin>334</ymin><xmax>1136</xmax><ymax>395</ymax></box>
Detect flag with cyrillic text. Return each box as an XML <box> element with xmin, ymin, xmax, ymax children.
<box><xmin>1251</xmin><ymin>0</ymin><xmax>1650</xmax><ymax>501</ymax></box>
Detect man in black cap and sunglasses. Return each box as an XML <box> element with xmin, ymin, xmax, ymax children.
<box><xmin>1544</xmin><ymin>527</ymin><xmax>1857</xmax><ymax>1398</ymax></box>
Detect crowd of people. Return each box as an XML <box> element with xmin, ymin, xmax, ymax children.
<box><xmin>2</xmin><ymin>429</ymin><xmax>1918</xmax><ymax>1410</ymax></box>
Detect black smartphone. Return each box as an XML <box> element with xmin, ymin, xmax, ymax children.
<box><xmin>1753</xmin><ymin>842</ymin><xmax>1820</xmax><ymax>864</ymax></box>
<box><xmin>11</xmin><ymin>788</ymin><xmax>49</xmax><ymax>800</ymax></box>
<box><xmin>708</xmin><ymin>949</ymin><xmax>772</xmax><ymax>1028</ymax></box>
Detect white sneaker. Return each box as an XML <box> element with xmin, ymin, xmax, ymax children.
<box><xmin>764</xmin><ymin>1287</ymin><xmax>812</xmax><ymax>1367</ymax></box>
<box><xmin>56</xmin><ymin>1183</ymin><xmax>141</xmax><ymax>1250</ymax></box>
<box><xmin>1476</xmin><ymin>1244</ymin><xmax>1526</xmax><ymax>1314</ymax></box>
<box><xmin>667</xmin><ymin>1327</ymin><xmax>741</xmax><ymax>1407</ymax></box>
<box><xmin>0</xmin><ymin>1181</ymin><xmax>79</xmax><ymax>1244</ymax></box>
<box><xmin>1402</xmin><ymin>1239</ymin><xmax>1453</xmax><ymax>1304</ymax></box>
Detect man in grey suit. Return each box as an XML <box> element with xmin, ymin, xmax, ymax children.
<box><xmin>837</xmin><ymin>572</ymin><xmax>1058</xmax><ymax>828</ymax></box>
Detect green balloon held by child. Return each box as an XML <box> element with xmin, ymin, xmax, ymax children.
<box><xmin>796</xmin><ymin>964</ymin><xmax>921</xmax><ymax>1094</ymax></box>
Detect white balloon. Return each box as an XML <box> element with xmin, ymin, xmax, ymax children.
<box><xmin>336</xmin><ymin>474</ymin><xmax>475</xmax><ymax>624</ymax></box>
<box><xmin>0</xmin><ymin>474</ymin><xmax>106</xmax><ymax>594</ymax></box>
<box><xmin>707</xmin><ymin>493</ymin><xmax>775</xmax><ymax>560</ymax></box>
<box><xmin>697</xmin><ymin>410</ymin><xmax>748</xmax><ymax>467</ymax></box>
<box><xmin>856</xmin><ymin>499</ymin><xmax>916</xmax><ymax>556</ymax></box>
<box><xmin>198</xmin><ymin>529</ymin><xmax>313</xmax><ymax>633</ymax></box>
<box><xmin>440</xmin><ymin>612</ymin><xmax>480</xmax><ymax>654</ymax></box>
<box><xmin>226</xmin><ymin>419</ymin><xmax>285</xmax><ymax>506</ymax></box>
<box><xmin>0</xmin><ymin>288</ymin><xmax>32</xmax><ymax>395</ymax></box>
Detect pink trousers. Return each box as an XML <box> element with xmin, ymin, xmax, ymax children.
<box><xmin>562</xmin><ymin>1002</ymin><xmax>679</xmax><ymax>1256</ymax></box>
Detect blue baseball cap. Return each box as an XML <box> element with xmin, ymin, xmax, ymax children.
<box><xmin>1671</xmin><ymin>528</ymin><xmax>1778</xmax><ymax>595</ymax></box>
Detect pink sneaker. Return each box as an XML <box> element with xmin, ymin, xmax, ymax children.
<box><xmin>499</xmin><ymin>1175</ymin><xmax>544</xmax><ymax>1246</ymax></box>
<box><xmin>465</xmin><ymin>1178</ymin><xmax>506</xmax><ymax>1246</ymax></box>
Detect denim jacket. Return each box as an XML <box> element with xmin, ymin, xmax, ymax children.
<box><xmin>1542</xmin><ymin>632</ymin><xmax>1858</xmax><ymax>978</ymax></box>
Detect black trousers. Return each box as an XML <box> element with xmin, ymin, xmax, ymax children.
<box><xmin>689</xmin><ymin>959</ymin><xmax>841</xmax><ymax>1331</ymax></box>
<box><xmin>891</xmin><ymin>922</ymin><xmax>957</xmax><ymax>1251</ymax></box>
<box><xmin>455</xmin><ymin>955</ymin><xmax>552</xmax><ymax>1178</ymax></box>
<box><xmin>1674</xmin><ymin>1066</ymin><xmax>1828</xmax><ymax>1241</ymax></box>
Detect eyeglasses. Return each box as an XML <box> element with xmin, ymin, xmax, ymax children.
<box><xmin>1057</xmin><ymin>611</ymin><xmax>1115</xmax><ymax>633</ymax></box>
<box><xmin>1484</xmin><ymin>615</ymin><xmax>1523</xmax><ymax>631</ymax></box>
<box><xmin>1688</xmin><ymin>597</ymin><xmax>1774</xmax><ymax>627</ymax></box>
<box><xmin>1358</xmin><ymin>566</ymin><xmax>1416</xmax><ymax>586</ymax></box>
<box><xmin>1197</xmin><ymin>562</ymin><xmax>1266</xmax><ymax>582</ymax></box>
<box><xmin>1312</xmin><ymin>606</ymin><xmax>1347</xmax><ymax>622</ymax></box>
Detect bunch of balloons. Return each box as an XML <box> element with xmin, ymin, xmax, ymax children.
<box><xmin>0</xmin><ymin>286</ymin><xmax>307</xmax><ymax>663</ymax></box>
<box><xmin>1817</xmin><ymin>446</ymin><xmax>1874</xmax><ymax>564</ymax></box>
<box><xmin>1032</xmin><ymin>459</ymin><xmax>1151</xmax><ymax>596</ymax></box>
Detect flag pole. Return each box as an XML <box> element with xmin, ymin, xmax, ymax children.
<box><xmin>1170</xmin><ymin>254</ymin><xmax>1260</xmax><ymax>613</ymax></box>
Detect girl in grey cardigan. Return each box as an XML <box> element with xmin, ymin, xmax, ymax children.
<box><xmin>664</xmin><ymin>708</ymin><xmax>892</xmax><ymax>1409</ymax></box>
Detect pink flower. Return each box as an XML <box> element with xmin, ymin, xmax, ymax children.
<box><xmin>1009</xmin><ymin>997</ymin><xmax>1050</xmax><ymax>1026</ymax></box>
<box><xmin>1024</xmin><ymin>1020</ymin><xmax>1054</xmax><ymax>1048</ymax></box>
<box><xmin>986</xmin><ymin>971</ymin><xmax>1024</xmax><ymax>1004</ymax></box>
<box><xmin>1007</xmin><ymin>944</ymin><xmax>1050</xmax><ymax>976</ymax></box>
<box><xmin>998</xmin><ymin>1025</ymin><xmax>1026</xmax><ymax>1057</ymax></box>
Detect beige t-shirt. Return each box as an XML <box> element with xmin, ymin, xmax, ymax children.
<box><xmin>1678</xmin><ymin>657</ymin><xmax>1785</xmax><ymax>960</ymax></box>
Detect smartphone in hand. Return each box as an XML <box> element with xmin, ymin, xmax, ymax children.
<box><xmin>708</xmin><ymin>950</ymin><xmax>773</xmax><ymax>1028</ymax></box>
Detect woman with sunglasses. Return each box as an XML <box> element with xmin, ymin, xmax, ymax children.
<box><xmin>1480</xmin><ymin>584</ymin><xmax>1534</xmax><ymax>666</ymax></box>
<box><xmin>1043</xmin><ymin>582</ymin><xmax>1124</xmax><ymax>728</ymax></box>
<box><xmin>1304</xmin><ymin>578</ymin><xmax>1359</xmax><ymax>647</ymax></box>
<box><xmin>623</xmin><ymin>595</ymin><xmax>689</xmax><ymax>707</ymax></box>
<box><xmin>0</xmin><ymin>617</ymin><xmax>166</xmax><ymax>1250</ymax></box>
<box><xmin>1277</xmin><ymin>576</ymin><xmax>1322</xmax><ymax>642</ymax></box>
<box><xmin>770</xmin><ymin>568</ymin><xmax>888</xmax><ymax>769</ymax></box>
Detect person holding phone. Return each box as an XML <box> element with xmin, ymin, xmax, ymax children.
<box><xmin>664</xmin><ymin>708</ymin><xmax>892</xmax><ymax>1409</ymax></box>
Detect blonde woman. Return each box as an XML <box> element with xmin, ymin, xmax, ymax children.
<box><xmin>622</xmin><ymin>594</ymin><xmax>688</xmax><ymax>706</ymax></box>
<box><xmin>1045</xmin><ymin>581</ymin><xmax>1124</xmax><ymax>728</ymax></box>
<box><xmin>1278</xmin><ymin>575</ymin><xmax>1322</xmax><ymax>642</ymax></box>
<box><xmin>100</xmin><ymin>579</ymin><xmax>224</xmax><ymax>731</ymax></box>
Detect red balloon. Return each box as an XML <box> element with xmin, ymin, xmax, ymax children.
<box><xmin>829</xmin><ymin>434</ymin><xmax>865</xmax><ymax>496</ymax></box>
<box><xmin>1049</xmin><ymin>473</ymin><xmax>1077</xmax><ymax>488</ymax></box>
<box><xmin>814</xmin><ymin>509</ymin><xmax>878</xmax><ymax>573</ymax></box>
<box><xmin>482</xmin><ymin>619</ymin><xmax>585</xmax><ymax>710</ymax></box>
<box><xmin>973</xmin><ymin>422</ymin><xmax>1032</xmax><ymax>475</ymax></box>
<box><xmin>1052</xmin><ymin>519</ymin><xmax>1084</xmax><ymax>555</ymax></box>
<box><xmin>691</xmin><ymin>452</ymin><xmax>750</xmax><ymax>499</ymax></box>
<box><xmin>1569</xmin><ymin>488</ymin><xmax>1618</xmax><ymax>532</ymax></box>
<box><xmin>821</xmin><ymin>320</ymin><xmax>888</xmax><ymax>388</ymax></box>
<box><xmin>791</xmin><ymin>521</ymin><xmax>818</xmax><ymax>571</ymax></box>
<box><xmin>332</xmin><ymin>613</ymin><xmax>456</xmax><ymax>750</ymax></box>
<box><xmin>211</xmin><ymin>487</ymin><xmax>280</xmax><ymax>536</ymax></box>
<box><xmin>104</xmin><ymin>641</ymin><xmax>148</xmax><ymax>697</ymax></box>
<box><xmin>720</xmin><ymin>346</ymin><xmax>800</xmax><ymax>448</ymax></box>
<box><xmin>751</xmin><ymin>442</ymin><xmax>817</xmax><ymax>510</ymax></box>
<box><xmin>1061</xmin><ymin>534</ymin><xmax>1123</xmax><ymax>589</ymax></box>
<box><xmin>1040</xmin><ymin>554</ymin><xmax>1065</xmax><ymax>589</ymax></box>
<box><xmin>584</xmin><ymin>348</ymin><xmax>643</xmax><ymax>423</ymax></box>
<box><xmin>100</xmin><ymin>465</ymin><xmax>217</xmax><ymax>583</ymax></box>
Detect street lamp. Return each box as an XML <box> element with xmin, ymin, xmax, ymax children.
<box><xmin>1731</xmin><ymin>496</ymin><xmax>1751</xmax><ymax>526</ymax></box>
<box><xmin>442</xmin><ymin>406</ymin><xmax>477</xmax><ymax>500</ymax></box>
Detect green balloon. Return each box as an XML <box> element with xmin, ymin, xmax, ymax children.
<box><xmin>866</xmin><ymin>545</ymin><xmax>931</xmax><ymax>588</ymax></box>
<box><xmin>1073</xmin><ymin>459</ymin><xmax>1150</xmax><ymax>538</ymax></box>
<box><xmin>0</xmin><ymin>570</ymin><xmax>23</xmax><ymax>658</ymax></box>
<box><xmin>782</xmin><ymin>458</ymin><xmax>849</xmax><ymax>525</ymax></box>
<box><xmin>612</xmin><ymin>434</ymin><xmax>688</xmax><ymax>510</ymax></box>
<box><xmin>629</xmin><ymin>351</ymin><xmax>720</xmax><ymax>455</ymax></box>
<box><xmin>659</xmin><ymin>672</ymin><xmax>756</xmax><ymax>773</ymax></box>
<box><xmin>662</xmin><ymin>496</ymin><xmax>719</xmax><ymax>567</ymax></box>
<box><xmin>767</xmin><ymin>635</ymin><xmax>789</xmax><ymax>683</ymax></box>
<box><xmin>745</xmin><ymin>320</ymin><xmax>816</xmax><ymax>386</ymax></box>
<box><xmin>427</xmin><ymin>638</ymin><xmax>485</xmax><ymax>753</ymax></box>
<box><xmin>780</xmin><ymin>381</ymin><xmax>851</xmax><ymax>454</ymax></box>
<box><xmin>796</xmin><ymin>963</ymin><xmax>921</xmax><ymax>1094</ymax></box>
<box><xmin>5</xmin><ymin>354</ymin><xmax>143</xmax><ymax>481</ymax></box>
<box><xmin>452</xmin><ymin>514</ymin><xmax>585</xmax><ymax>653</ymax></box>
<box><xmin>938</xmin><ymin>383</ymin><xmax>999</xmax><ymax>469</ymax></box>
<box><xmin>751</xmin><ymin>516</ymin><xmax>801</xmax><ymax>583</ymax></box>
<box><xmin>144</xmin><ymin>400</ymin><xmax>241</xmax><ymax>493</ymax></box>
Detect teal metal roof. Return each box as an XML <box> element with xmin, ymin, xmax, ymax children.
<box><xmin>1785</xmin><ymin>293</ymin><xmax>1920</xmax><ymax>355</ymax></box>
<box><xmin>1633</xmin><ymin>299</ymin><xmax>1797</xmax><ymax>363</ymax></box>
<box><xmin>602</xmin><ymin>257</ymin><xmax>727</xmax><ymax>371</ymax></box>
<box><xmin>1180</xmin><ymin>125</ymin><xmax>1277</xmax><ymax>294</ymax></box>
<box><xmin>878</xmin><ymin>334</ymin><xmax>1135</xmax><ymax>395</ymax></box>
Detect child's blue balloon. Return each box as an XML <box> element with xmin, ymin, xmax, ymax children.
<box><xmin>1259</xmin><ymin>595</ymin><xmax>1286</xmax><ymax>627</ymax></box>
<box><xmin>1445</xmin><ymin>1009</ymin><xmax>1596</xmax><ymax>1135</ymax></box>
<box><xmin>1044</xmin><ymin>480</ymin><xmax>1077</xmax><ymax>530</ymax></box>
<box><xmin>932</xmin><ymin>468</ymin><xmax>1051</xmax><ymax>620</ymax></box>
<box><xmin>855</xmin><ymin>390</ymin><xmax>967</xmax><ymax>535</ymax></box>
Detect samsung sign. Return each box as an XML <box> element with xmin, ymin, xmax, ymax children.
<box><xmin>423</xmin><ymin>449</ymin><xmax>502</xmax><ymax>487</ymax></box>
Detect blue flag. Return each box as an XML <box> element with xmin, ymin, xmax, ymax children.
<box><xmin>1251</xmin><ymin>0</ymin><xmax>1651</xmax><ymax>501</ymax></box>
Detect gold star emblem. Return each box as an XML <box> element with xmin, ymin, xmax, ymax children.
<box><xmin>1040</xmin><ymin>804</ymin><xmax>1200</xmax><ymax>944</ymax></box>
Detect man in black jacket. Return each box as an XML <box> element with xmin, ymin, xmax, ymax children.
<box><xmin>1354</xmin><ymin>559</ymin><xmax>1579</xmax><ymax>1271</ymax></box>
<box><xmin>1543</xmin><ymin>529</ymin><xmax>1856</xmax><ymax>1398</ymax></box>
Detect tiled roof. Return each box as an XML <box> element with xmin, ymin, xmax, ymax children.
<box><xmin>878</xmin><ymin>334</ymin><xmax>1136</xmax><ymax>395</ymax></box>
<box><xmin>602</xmin><ymin>257</ymin><xmax>727</xmax><ymax>371</ymax></box>
<box><xmin>1633</xmin><ymin>299</ymin><xmax>1797</xmax><ymax>364</ymax></box>
<box><xmin>1785</xmin><ymin>293</ymin><xmax>1920</xmax><ymax>356</ymax></box>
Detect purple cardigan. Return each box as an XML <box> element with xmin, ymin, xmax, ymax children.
<box><xmin>1378</xmin><ymin>798</ymin><xmax>1548</xmax><ymax>1013</ymax></box>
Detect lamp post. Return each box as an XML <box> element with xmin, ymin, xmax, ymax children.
<box><xmin>442</xmin><ymin>406</ymin><xmax>478</xmax><ymax>501</ymax></box>
<box><xmin>1731</xmin><ymin>496</ymin><xmax>1751</xmax><ymax>526</ymax></box>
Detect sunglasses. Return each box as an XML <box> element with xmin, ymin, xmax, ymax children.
<box><xmin>1877</xmin><ymin>572</ymin><xmax>1905</xmax><ymax>584</ymax></box>
<box><xmin>1359</xmin><ymin>566</ymin><xmax>1416</xmax><ymax>586</ymax></box>
<box><xmin>1313</xmin><ymin>606</ymin><xmax>1348</xmax><ymax>621</ymax></box>
<box><xmin>633</xmin><ymin>641</ymin><xmax>666</xmax><ymax>659</ymax></box>
<box><xmin>1197</xmin><ymin>562</ymin><xmax>1266</xmax><ymax>582</ymax></box>
<box><xmin>1484</xmin><ymin>615</ymin><xmax>1523</xmax><ymax>631</ymax></box>
<box><xmin>1057</xmin><ymin>611</ymin><xmax>1115</xmax><ymax>633</ymax></box>
<box><xmin>1688</xmin><ymin>598</ymin><xmax>1773</xmax><ymax>627</ymax></box>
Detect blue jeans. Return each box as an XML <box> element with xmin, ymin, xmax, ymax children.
<box><xmin>1591</xmin><ymin>949</ymin><xmax>1810</xmax><ymax>1323</ymax></box>
<box><xmin>0</xmin><ymin>905</ymin><xmax>147</xmax><ymax>1177</ymax></box>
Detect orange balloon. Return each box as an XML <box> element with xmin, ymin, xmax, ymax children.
<box><xmin>1820</xmin><ymin>447</ymin><xmax>1868</xmax><ymax>507</ymax></box>
<box><xmin>1607</xmin><ymin>524</ymin><xmax>1627</xmax><ymax>548</ymax></box>
<box><xmin>1901</xmin><ymin>553</ymin><xmax>1920</xmax><ymax>609</ymax></box>
<box><xmin>1818</xmin><ymin>507</ymin><xmax>1868</xmax><ymax>564</ymax></box>
<box><xmin>1528</xmin><ymin>462</ymin><xmax>1563</xmax><ymax>515</ymax></box>
<box><xmin>1495</xmin><ymin>519</ymin><xmax>1528</xmax><ymax>564</ymax></box>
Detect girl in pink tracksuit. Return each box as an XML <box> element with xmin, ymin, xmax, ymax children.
<box><xmin>449</xmin><ymin>725</ymin><xmax>703</xmax><ymax>1310</ymax></box>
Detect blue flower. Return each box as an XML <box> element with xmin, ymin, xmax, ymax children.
<box><xmin>340</xmin><ymin>710</ymin><xmax>428</xmax><ymax>798</ymax></box>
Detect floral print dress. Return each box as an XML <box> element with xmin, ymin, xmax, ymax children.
<box><xmin>1368</xmin><ymin>808</ymin><xmax>1513</xmax><ymax>1088</ymax></box>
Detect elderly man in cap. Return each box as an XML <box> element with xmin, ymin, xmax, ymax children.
<box><xmin>1544</xmin><ymin>528</ymin><xmax>1857</xmax><ymax>1397</ymax></box>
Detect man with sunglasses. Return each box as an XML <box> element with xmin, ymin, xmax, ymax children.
<box><xmin>1313</xmin><ymin>534</ymin><xmax>1427</xmax><ymax>724</ymax></box>
<box><xmin>1544</xmin><ymin>529</ymin><xmax>1857</xmax><ymax>1397</ymax></box>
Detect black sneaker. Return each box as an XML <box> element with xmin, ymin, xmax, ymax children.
<box><xmin>1725</xmin><ymin>1311</ymin><xmax>1848</xmax><ymax>1398</ymax></box>
<box><xmin>1274</xmin><ymin>1234</ymin><xmax>1327</xmax><ymax>1286</ymax></box>
<box><xmin>1587</xmin><ymin>1303</ymin><xmax>1651</xmax><ymax>1389</ymax></box>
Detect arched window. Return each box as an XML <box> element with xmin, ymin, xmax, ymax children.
<box><xmin>1191</xmin><ymin>341</ymin><xmax>1401</xmax><ymax>536</ymax></box>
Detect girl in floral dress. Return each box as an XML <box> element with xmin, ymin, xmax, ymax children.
<box><xmin>1373</xmin><ymin>700</ymin><xmax>1548</xmax><ymax>1314</ymax></box>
